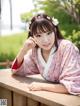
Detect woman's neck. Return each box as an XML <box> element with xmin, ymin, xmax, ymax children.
<box><xmin>41</xmin><ymin>44</ymin><xmax>54</xmax><ymax>55</ymax></box>
<box><xmin>41</xmin><ymin>49</ymin><xmax>51</xmax><ymax>62</ymax></box>
<box><xmin>40</xmin><ymin>44</ymin><xmax>56</xmax><ymax>62</ymax></box>
<box><xmin>42</xmin><ymin>49</ymin><xmax>51</xmax><ymax>55</ymax></box>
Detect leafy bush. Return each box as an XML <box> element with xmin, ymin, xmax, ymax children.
<box><xmin>67</xmin><ymin>30</ymin><xmax>80</xmax><ymax>50</ymax></box>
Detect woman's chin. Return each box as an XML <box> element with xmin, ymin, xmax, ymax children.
<box><xmin>41</xmin><ymin>46</ymin><xmax>53</xmax><ymax>51</ymax></box>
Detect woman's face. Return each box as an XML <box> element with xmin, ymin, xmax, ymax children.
<box><xmin>33</xmin><ymin>31</ymin><xmax>55</xmax><ymax>51</ymax></box>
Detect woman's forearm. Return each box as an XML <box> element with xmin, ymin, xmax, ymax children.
<box><xmin>16</xmin><ymin>37</ymin><xmax>36</xmax><ymax>65</ymax></box>
<box><xmin>42</xmin><ymin>83</ymin><xmax>68</xmax><ymax>94</ymax></box>
<box><xmin>16</xmin><ymin>46</ymin><xmax>28</xmax><ymax>64</ymax></box>
<box><xmin>28</xmin><ymin>82</ymin><xmax>69</xmax><ymax>94</ymax></box>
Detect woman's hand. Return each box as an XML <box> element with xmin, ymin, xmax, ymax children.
<box><xmin>28</xmin><ymin>82</ymin><xmax>43</xmax><ymax>91</ymax></box>
<box><xmin>23</xmin><ymin>37</ymin><xmax>36</xmax><ymax>51</ymax></box>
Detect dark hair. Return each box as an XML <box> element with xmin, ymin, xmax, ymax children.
<box><xmin>28</xmin><ymin>13</ymin><xmax>64</xmax><ymax>49</ymax></box>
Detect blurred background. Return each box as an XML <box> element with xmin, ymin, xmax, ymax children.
<box><xmin>0</xmin><ymin>0</ymin><xmax>80</xmax><ymax>69</ymax></box>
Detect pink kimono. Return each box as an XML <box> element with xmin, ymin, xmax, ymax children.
<box><xmin>11</xmin><ymin>39</ymin><xmax>80</xmax><ymax>95</ymax></box>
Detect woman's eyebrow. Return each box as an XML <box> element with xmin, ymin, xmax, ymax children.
<box><xmin>35</xmin><ymin>33</ymin><xmax>42</xmax><ymax>36</ymax></box>
<box><xmin>47</xmin><ymin>31</ymin><xmax>52</xmax><ymax>33</ymax></box>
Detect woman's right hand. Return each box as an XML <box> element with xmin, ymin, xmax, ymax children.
<box><xmin>23</xmin><ymin>37</ymin><xmax>36</xmax><ymax>51</ymax></box>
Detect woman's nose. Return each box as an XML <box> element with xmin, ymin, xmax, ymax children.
<box><xmin>43</xmin><ymin>36</ymin><xmax>49</xmax><ymax>42</ymax></box>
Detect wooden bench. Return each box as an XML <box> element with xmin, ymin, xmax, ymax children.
<box><xmin>0</xmin><ymin>69</ymin><xmax>80</xmax><ymax>106</ymax></box>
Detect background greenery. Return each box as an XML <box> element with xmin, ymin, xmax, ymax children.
<box><xmin>20</xmin><ymin>0</ymin><xmax>80</xmax><ymax>49</ymax></box>
<box><xmin>0</xmin><ymin>32</ymin><xmax>27</xmax><ymax>62</ymax></box>
<box><xmin>0</xmin><ymin>0</ymin><xmax>80</xmax><ymax>69</ymax></box>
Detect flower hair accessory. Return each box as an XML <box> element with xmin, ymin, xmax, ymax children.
<box><xmin>52</xmin><ymin>17</ymin><xmax>59</xmax><ymax>26</ymax></box>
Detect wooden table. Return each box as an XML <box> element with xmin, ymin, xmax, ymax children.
<box><xmin>0</xmin><ymin>69</ymin><xmax>80</xmax><ymax>106</ymax></box>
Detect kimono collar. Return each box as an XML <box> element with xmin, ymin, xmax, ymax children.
<box><xmin>38</xmin><ymin>45</ymin><xmax>56</xmax><ymax>80</ymax></box>
<box><xmin>38</xmin><ymin>45</ymin><xmax>56</xmax><ymax>66</ymax></box>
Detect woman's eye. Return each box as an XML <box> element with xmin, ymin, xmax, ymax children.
<box><xmin>47</xmin><ymin>31</ymin><xmax>52</xmax><ymax>35</ymax></box>
<box><xmin>36</xmin><ymin>35</ymin><xmax>41</xmax><ymax>37</ymax></box>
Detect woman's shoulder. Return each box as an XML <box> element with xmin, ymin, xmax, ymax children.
<box><xmin>59</xmin><ymin>39</ymin><xmax>72</xmax><ymax>47</ymax></box>
<box><xmin>58</xmin><ymin>39</ymin><xmax>71</xmax><ymax>50</ymax></box>
<box><xmin>58</xmin><ymin>39</ymin><xmax>79</xmax><ymax>52</ymax></box>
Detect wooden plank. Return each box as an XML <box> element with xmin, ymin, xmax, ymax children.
<box><xmin>40</xmin><ymin>103</ymin><xmax>48</xmax><ymax>106</ymax></box>
<box><xmin>40</xmin><ymin>103</ymin><xmax>61</xmax><ymax>106</ymax></box>
<box><xmin>13</xmin><ymin>92</ymin><xmax>27</xmax><ymax>106</ymax></box>
<box><xmin>27</xmin><ymin>98</ymin><xmax>39</xmax><ymax>106</ymax></box>
<box><xmin>0</xmin><ymin>86</ymin><xmax>12</xmax><ymax>106</ymax></box>
<box><xmin>0</xmin><ymin>69</ymin><xmax>80</xmax><ymax>106</ymax></box>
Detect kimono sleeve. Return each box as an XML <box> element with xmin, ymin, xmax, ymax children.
<box><xmin>11</xmin><ymin>49</ymin><xmax>39</xmax><ymax>76</ymax></box>
<box><xmin>59</xmin><ymin>42</ymin><xmax>80</xmax><ymax>95</ymax></box>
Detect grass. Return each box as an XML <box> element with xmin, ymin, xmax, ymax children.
<box><xmin>0</xmin><ymin>32</ymin><xmax>27</xmax><ymax>62</ymax></box>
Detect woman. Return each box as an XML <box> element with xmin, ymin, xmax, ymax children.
<box><xmin>11</xmin><ymin>13</ymin><xmax>80</xmax><ymax>95</ymax></box>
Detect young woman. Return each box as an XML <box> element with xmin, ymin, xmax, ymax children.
<box><xmin>11</xmin><ymin>13</ymin><xmax>80</xmax><ymax>95</ymax></box>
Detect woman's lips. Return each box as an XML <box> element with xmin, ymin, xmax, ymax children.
<box><xmin>42</xmin><ymin>43</ymin><xmax>51</xmax><ymax>47</ymax></box>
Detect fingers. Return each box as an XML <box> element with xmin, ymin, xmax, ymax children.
<box><xmin>29</xmin><ymin>37</ymin><xmax>37</xmax><ymax>45</ymax></box>
<box><xmin>29</xmin><ymin>37</ymin><xmax>36</xmax><ymax>43</ymax></box>
<box><xmin>28</xmin><ymin>84</ymin><xmax>36</xmax><ymax>91</ymax></box>
<box><xmin>28</xmin><ymin>82</ymin><xmax>36</xmax><ymax>91</ymax></box>
<box><xmin>28</xmin><ymin>82</ymin><xmax>42</xmax><ymax>91</ymax></box>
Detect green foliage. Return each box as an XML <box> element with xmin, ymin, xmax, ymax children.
<box><xmin>32</xmin><ymin>0</ymin><xmax>80</xmax><ymax>49</ymax></box>
<box><xmin>67</xmin><ymin>30</ymin><xmax>80</xmax><ymax>50</ymax></box>
<box><xmin>0</xmin><ymin>32</ymin><xmax>27</xmax><ymax>62</ymax></box>
<box><xmin>0</xmin><ymin>0</ymin><xmax>80</xmax><ymax>64</ymax></box>
<box><xmin>20</xmin><ymin>11</ymin><xmax>33</xmax><ymax>22</ymax></box>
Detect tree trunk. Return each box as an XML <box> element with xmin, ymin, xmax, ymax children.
<box><xmin>60</xmin><ymin>0</ymin><xmax>80</xmax><ymax>24</ymax></box>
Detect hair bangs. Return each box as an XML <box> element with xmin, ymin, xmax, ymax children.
<box><xmin>31</xmin><ymin>19</ymin><xmax>54</xmax><ymax>36</ymax></box>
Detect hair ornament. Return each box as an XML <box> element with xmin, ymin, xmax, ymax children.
<box><xmin>47</xmin><ymin>16</ymin><xmax>51</xmax><ymax>20</ymax></box>
<box><xmin>52</xmin><ymin>17</ymin><xmax>59</xmax><ymax>26</ymax></box>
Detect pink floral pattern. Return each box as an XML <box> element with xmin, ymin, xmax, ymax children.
<box><xmin>11</xmin><ymin>40</ymin><xmax>80</xmax><ymax>95</ymax></box>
